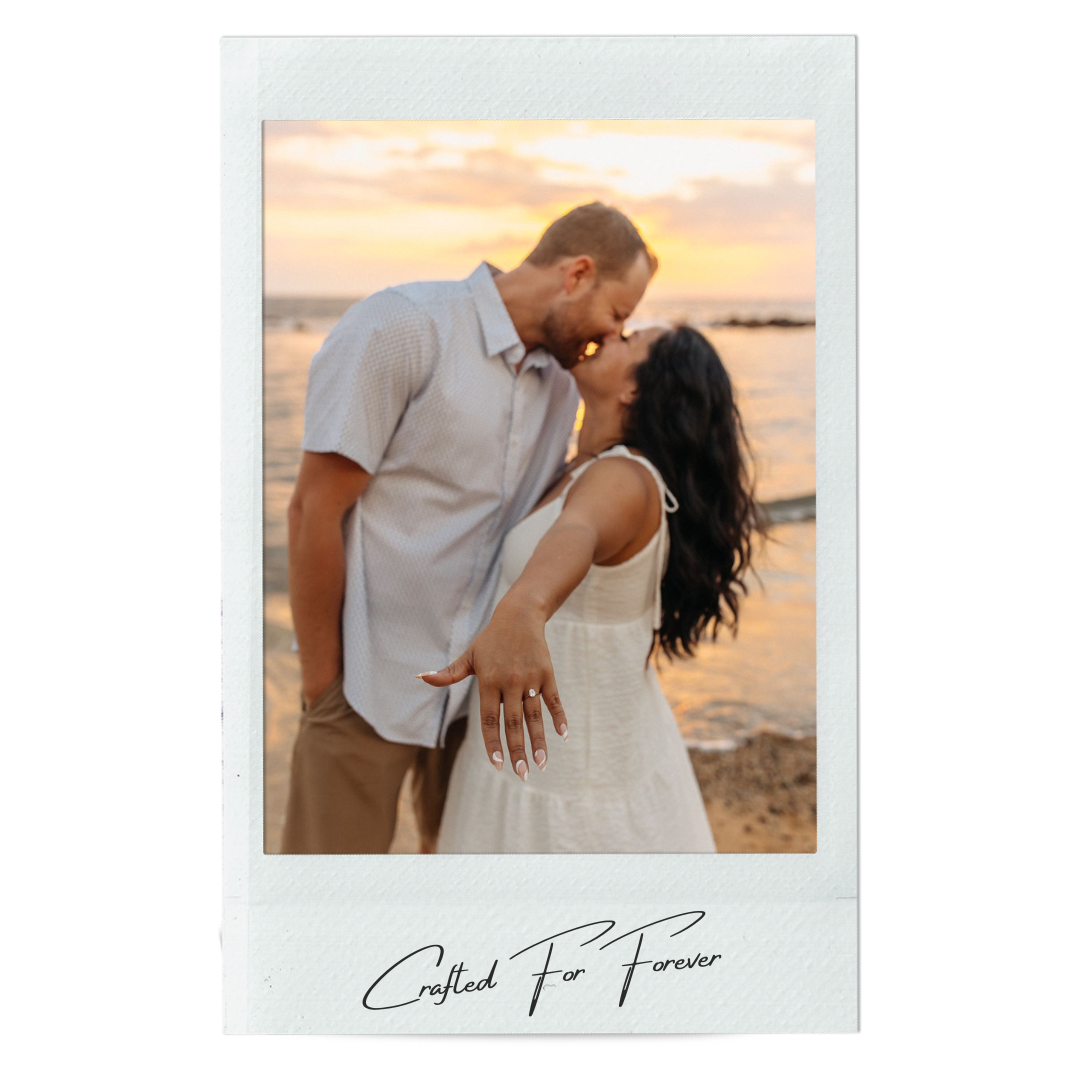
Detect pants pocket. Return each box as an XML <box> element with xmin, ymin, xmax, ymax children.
<box><xmin>302</xmin><ymin>674</ymin><xmax>344</xmax><ymax>719</ymax></box>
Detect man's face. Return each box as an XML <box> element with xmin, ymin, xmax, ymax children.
<box><xmin>539</xmin><ymin>252</ymin><xmax>653</xmax><ymax>369</ymax></box>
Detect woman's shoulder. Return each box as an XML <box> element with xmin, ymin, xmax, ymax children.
<box><xmin>571</xmin><ymin>449</ymin><xmax>658</xmax><ymax>498</ymax></box>
<box><xmin>559</xmin><ymin>449</ymin><xmax>664</xmax><ymax>566</ymax></box>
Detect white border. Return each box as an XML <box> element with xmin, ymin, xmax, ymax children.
<box><xmin>222</xmin><ymin>35</ymin><xmax>856</xmax><ymax>1034</ymax></box>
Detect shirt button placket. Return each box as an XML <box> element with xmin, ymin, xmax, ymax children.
<box><xmin>508</xmin><ymin>370</ymin><xmax>526</xmax><ymax>481</ymax></box>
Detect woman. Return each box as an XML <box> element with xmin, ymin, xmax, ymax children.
<box><xmin>429</xmin><ymin>324</ymin><xmax>760</xmax><ymax>853</ymax></box>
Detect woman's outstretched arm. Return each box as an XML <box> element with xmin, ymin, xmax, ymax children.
<box><xmin>420</xmin><ymin>457</ymin><xmax>657</xmax><ymax>781</ymax></box>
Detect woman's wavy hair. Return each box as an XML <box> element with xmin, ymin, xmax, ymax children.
<box><xmin>624</xmin><ymin>325</ymin><xmax>763</xmax><ymax>661</ymax></box>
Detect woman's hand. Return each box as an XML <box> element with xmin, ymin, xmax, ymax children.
<box><xmin>417</xmin><ymin>456</ymin><xmax>654</xmax><ymax>780</ymax></box>
<box><xmin>418</xmin><ymin>596</ymin><xmax>568</xmax><ymax>782</ymax></box>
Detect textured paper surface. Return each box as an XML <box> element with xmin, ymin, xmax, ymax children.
<box><xmin>222</xmin><ymin>35</ymin><xmax>857</xmax><ymax>1034</ymax></box>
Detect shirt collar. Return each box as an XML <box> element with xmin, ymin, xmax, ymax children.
<box><xmin>467</xmin><ymin>262</ymin><xmax>552</xmax><ymax>374</ymax></box>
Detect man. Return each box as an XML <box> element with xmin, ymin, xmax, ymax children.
<box><xmin>281</xmin><ymin>202</ymin><xmax>656</xmax><ymax>854</ymax></box>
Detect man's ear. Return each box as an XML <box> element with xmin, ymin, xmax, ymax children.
<box><xmin>563</xmin><ymin>255</ymin><xmax>597</xmax><ymax>296</ymax></box>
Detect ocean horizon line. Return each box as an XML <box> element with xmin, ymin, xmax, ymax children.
<box><xmin>264</xmin><ymin>294</ymin><xmax>817</xmax><ymax>330</ymax></box>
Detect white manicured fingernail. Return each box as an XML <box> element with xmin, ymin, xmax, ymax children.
<box><xmin>515</xmin><ymin>760</ymin><xmax>528</xmax><ymax>781</ymax></box>
<box><xmin>492</xmin><ymin>751</ymin><xmax>503</xmax><ymax>770</ymax></box>
<box><xmin>558</xmin><ymin>724</ymin><xmax>568</xmax><ymax>741</ymax></box>
<box><xmin>534</xmin><ymin>749</ymin><xmax>547</xmax><ymax>770</ymax></box>
<box><xmin>414</xmin><ymin>671</ymin><xmax>439</xmax><ymax>678</ymax></box>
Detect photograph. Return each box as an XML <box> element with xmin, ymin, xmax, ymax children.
<box><xmin>261</xmin><ymin>119</ymin><xmax>818</xmax><ymax>857</ymax></box>
<box><xmin>221</xmin><ymin>35</ymin><xmax>858</xmax><ymax>1035</ymax></box>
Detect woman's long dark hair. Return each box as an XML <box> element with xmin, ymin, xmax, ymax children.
<box><xmin>624</xmin><ymin>325</ymin><xmax>762</xmax><ymax>661</ymax></box>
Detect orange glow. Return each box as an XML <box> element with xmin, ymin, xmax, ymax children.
<box><xmin>264</xmin><ymin>120</ymin><xmax>814</xmax><ymax>302</ymax></box>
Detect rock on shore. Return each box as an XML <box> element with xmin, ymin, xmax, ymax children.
<box><xmin>690</xmin><ymin>733</ymin><xmax>817</xmax><ymax>853</ymax></box>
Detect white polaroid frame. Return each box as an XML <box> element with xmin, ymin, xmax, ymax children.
<box><xmin>222</xmin><ymin>35</ymin><xmax>856</xmax><ymax>1034</ymax></box>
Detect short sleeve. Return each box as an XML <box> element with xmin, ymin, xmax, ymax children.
<box><xmin>301</xmin><ymin>289</ymin><xmax>436</xmax><ymax>473</ymax></box>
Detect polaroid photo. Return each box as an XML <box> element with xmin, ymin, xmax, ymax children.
<box><xmin>222</xmin><ymin>35</ymin><xmax>857</xmax><ymax>1034</ymax></box>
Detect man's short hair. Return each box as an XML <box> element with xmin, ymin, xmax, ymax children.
<box><xmin>525</xmin><ymin>202</ymin><xmax>658</xmax><ymax>281</ymax></box>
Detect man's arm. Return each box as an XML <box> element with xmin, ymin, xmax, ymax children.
<box><xmin>288</xmin><ymin>450</ymin><xmax>372</xmax><ymax>705</ymax></box>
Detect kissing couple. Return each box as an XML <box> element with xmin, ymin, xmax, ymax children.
<box><xmin>280</xmin><ymin>202</ymin><xmax>759</xmax><ymax>855</ymax></box>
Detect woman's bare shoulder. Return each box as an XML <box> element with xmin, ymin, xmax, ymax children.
<box><xmin>557</xmin><ymin>455</ymin><xmax>661</xmax><ymax>563</ymax></box>
<box><xmin>570</xmin><ymin>454</ymin><xmax>655</xmax><ymax>499</ymax></box>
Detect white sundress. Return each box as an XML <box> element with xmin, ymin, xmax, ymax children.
<box><xmin>437</xmin><ymin>445</ymin><xmax>716</xmax><ymax>854</ymax></box>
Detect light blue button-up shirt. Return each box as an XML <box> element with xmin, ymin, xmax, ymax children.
<box><xmin>301</xmin><ymin>263</ymin><xmax>581</xmax><ymax>747</ymax></box>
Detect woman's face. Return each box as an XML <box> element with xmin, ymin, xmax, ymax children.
<box><xmin>571</xmin><ymin>325</ymin><xmax>668</xmax><ymax>404</ymax></box>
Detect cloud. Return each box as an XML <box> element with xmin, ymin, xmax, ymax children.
<box><xmin>263</xmin><ymin>158</ymin><xmax>403</xmax><ymax>212</ymax></box>
<box><xmin>638</xmin><ymin>163</ymin><xmax>814</xmax><ymax>246</ymax></box>
<box><xmin>265</xmin><ymin>140</ymin><xmax>614</xmax><ymax>213</ymax></box>
<box><xmin>447</xmin><ymin>231</ymin><xmax>540</xmax><ymax>257</ymax></box>
<box><xmin>364</xmin><ymin>147</ymin><xmax>607</xmax><ymax>208</ymax></box>
<box><xmin>706</xmin><ymin>120</ymin><xmax>815</xmax><ymax>153</ymax></box>
<box><xmin>264</xmin><ymin>121</ymin><xmax>814</xmax><ymax>212</ymax></box>
<box><xmin>262</xmin><ymin>121</ymin><xmax>815</xmax><ymax>298</ymax></box>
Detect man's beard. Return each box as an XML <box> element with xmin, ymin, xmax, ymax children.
<box><xmin>539</xmin><ymin>309</ymin><xmax>595</xmax><ymax>370</ymax></box>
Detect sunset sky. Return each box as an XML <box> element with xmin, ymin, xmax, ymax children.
<box><xmin>263</xmin><ymin>120</ymin><xmax>814</xmax><ymax>302</ymax></box>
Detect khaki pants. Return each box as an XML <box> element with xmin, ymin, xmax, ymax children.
<box><xmin>280</xmin><ymin>676</ymin><xmax>465</xmax><ymax>854</ymax></box>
